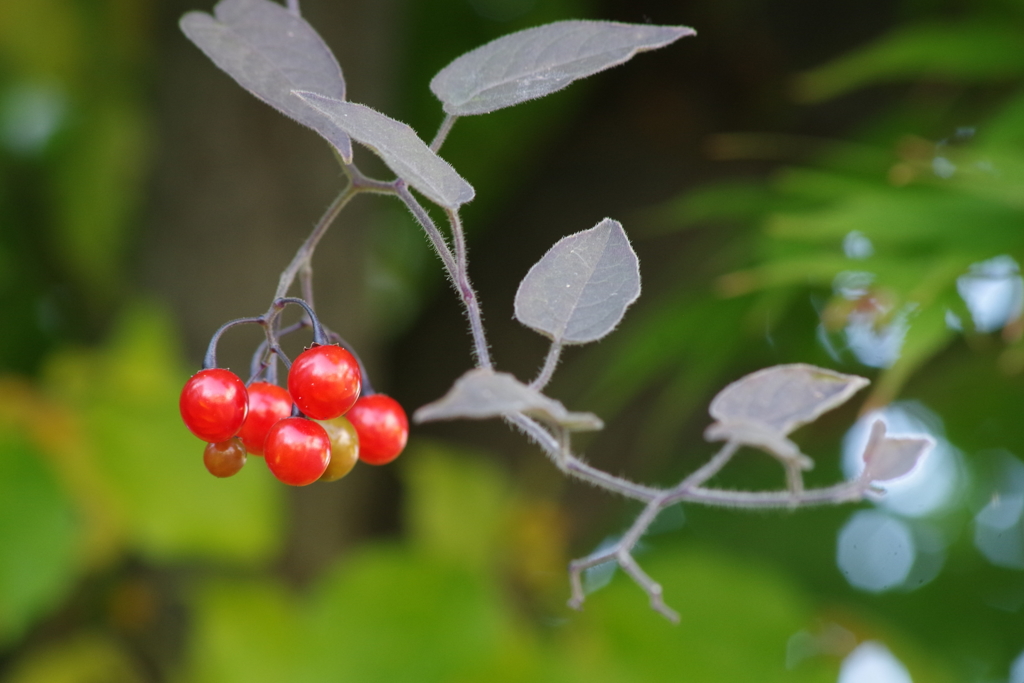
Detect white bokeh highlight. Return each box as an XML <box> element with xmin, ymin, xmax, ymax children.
<box><xmin>957</xmin><ymin>255</ymin><xmax>1023</xmax><ymax>333</ymax></box>
<box><xmin>837</xmin><ymin>510</ymin><xmax>916</xmax><ymax>592</ymax></box>
<box><xmin>974</xmin><ymin>452</ymin><xmax>1024</xmax><ymax>570</ymax></box>
<box><xmin>838</xmin><ymin>641</ymin><xmax>913</xmax><ymax>683</ymax></box>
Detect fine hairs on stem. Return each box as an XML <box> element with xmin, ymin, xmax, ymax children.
<box><xmin>256</xmin><ymin>106</ymin><xmax>905</xmax><ymax>621</ymax></box>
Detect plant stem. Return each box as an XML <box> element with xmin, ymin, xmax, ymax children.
<box><xmin>530</xmin><ymin>341</ymin><xmax>563</xmax><ymax>390</ymax></box>
<box><xmin>274</xmin><ymin>184</ymin><xmax>358</xmax><ymax>301</ymax></box>
<box><xmin>445</xmin><ymin>208</ymin><xmax>492</xmax><ymax>369</ymax></box>
<box><xmin>430</xmin><ymin>114</ymin><xmax>458</xmax><ymax>152</ymax></box>
<box><xmin>506</xmin><ymin>413</ymin><xmax>660</xmax><ymax>501</ymax></box>
<box><xmin>286</xmin><ymin>0</ymin><xmax>300</xmax><ymax>16</ymax></box>
<box><xmin>203</xmin><ymin>317</ymin><xmax>264</xmax><ymax>370</ymax></box>
<box><xmin>675</xmin><ymin>481</ymin><xmax>868</xmax><ymax>509</ymax></box>
<box><xmin>565</xmin><ymin>439</ymin><xmax>871</xmax><ymax>621</ymax></box>
<box><xmin>394</xmin><ymin>184</ymin><xmax>458</xmax><ymax>277</ymax></box>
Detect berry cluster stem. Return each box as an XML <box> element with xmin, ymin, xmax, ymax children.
<box><xmin>274</xmin><ymin>184</ymin><xmax>356</xmax><ymax>302</ymax></box>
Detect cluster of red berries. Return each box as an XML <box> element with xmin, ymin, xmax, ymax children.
<box><xmin>179</xmin><ymin>344</ymin><xmax>408</xmax><ymax>486</ymax></box>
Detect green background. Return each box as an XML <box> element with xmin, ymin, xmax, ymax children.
<box><xmin>1</xmin><ymin>0</ymin><xmax>1022</xmax><ymax>680</ymax></box>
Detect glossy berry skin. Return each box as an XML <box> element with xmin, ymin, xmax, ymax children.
<box><xmin>287</xmin><ymin>345</ymin><xmax>361</xmax><ymax>420</ymax></box>
<box><xmin>203</xmin><ymin>438</ymin><xmax>247</xmax><ymax>478</ymax></box>
<box><xmin>180</xmin><ymin>369</ymin><xmax>249</xmax><ymax>443</ymax></box>
<box><xmin>317</xmin><ymin>415</ymin><xmax>359</xmax><ymax>482</ymax></box>
<box><xmin>346</xmin><ymin>394</ymin><xmax>408</xmax><ymax>465</ymax></box>
<box><xmin>237</xmin><ymin>382</ymin><xmax>293</xmax><ymax>456</ymax></box>
<box><xmin>264</xmin><ymin>417</ymin><xmax>331</xmax><ymax>486</ymax></box>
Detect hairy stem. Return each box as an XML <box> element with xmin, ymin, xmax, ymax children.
<box><xmin>566</xmin><ymin>440</ymin><xmax>868</xmax><ymax>622</ymax></box>
<box><xmin>506</xmin><ymin>413</ymin><xmax>660</xmax><ymax>501</ymax></box>
<box><xmin>445</xmin><ymin>208</ymin><xmax>492</xmax><ymax>369</ymax></box>
<box><xmin>430</xmin><ymin>114</ymin><xmax>458</xmax><ymax>152</ymax></box>
<box><xmin>674</xmin><ymin>481</ymin><xmax>869</xmax><ymax>509</ymax></box>
<box><xmin>394</xmin><ymin>184</ymin><xmax>458</xmax><ymax>278</ymax></box>
<box><xmin>530</xmin><ymin>341</ymin><xmax>563</xmax><ymax>390</ymax></box>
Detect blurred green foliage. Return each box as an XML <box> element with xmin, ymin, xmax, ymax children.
<box><xmin>594</xmin><ymin>0</ymin><xmax>1024</xmax><ymax>440</ymax></box>
<box><xmin>4</xmin><ymin>0</ymin><xmax>1024</xmax><ymax>681</ymax></box>
<box><xmin>0</xmin><ymin>0</ymin><xmax>151</xmax><ymax>373</ymax></box>
<box><xmin>0</xmin><ymin>303</ymin><xmax>283</xmax><ymax>649</ymax></box>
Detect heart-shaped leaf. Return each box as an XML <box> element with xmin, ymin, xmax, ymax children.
<box><xmin>861</xmin><ymin>420</ymin><xmax>933</xmax><ymax>482</ymax></box>
<box><xmin>414</xmin><ymin>368</ymin><xmax>602</xmax><ymax>431</ymax></box>
<box><xmin>706</xmin><ymin>364</ymin><xmax>869</xmax><ymax>442</ymax></box>
<box><xmin>514</xmin><ymin>218</ymin><xmax>640</xmax><ymax>345</ymax></box>
<box><xmin>180</xmin><ymin>0</ymin><xmax>353</xmax><ymax>161</ymax></box>
<box><xmin>294</xmin><ymin>94</ymin><xmax>475</xmax><ymax>209</ymax></box>
<box><xmin>431</xmin><ymin>20</ymin><xmax>696</xmax><ymax>116</ymax></box>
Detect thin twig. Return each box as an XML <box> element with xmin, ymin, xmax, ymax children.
<box><xmin>430</xmin><ymin>114</ymin><xmax>458</xmax><ymax>152</ymax></box>
<box><xmin>530</xmin><ymin>341</ymin><xmax>563</xmax><ymax>390</ymax></box>
<box><xmin>300</xmin><ymin>262</ymin><xmax>315</xmax><ymax>310</ymax></box>
<box><xmin>505</xmin><ymin>413</ymin><xmax>660</xmax><ymax>501</ymax></box>
<box><xmin>345</xmin><ymin>163</ymin><xmax>403</xmax><ymax>195</ymax></box>
<box><xmin>445</xmin><ymin>208</ymin><xmax>492</xmax><ymax>369</ymax></box>
<box><xmin>394</xmin><ymin>184</ymin><xmax>458</xmax><ymax>280</ymax></box>
<box><xmin>673</xmin><ymin>481</ymin><xmax>868</xmax><ymax>509</ymax></box>
<box><xmin>274</xmin><ymin>184</ymin><xmax>358</xmax><ymax>301</ymax></box>
<box><xmin>563</xmin><ymin>439</ymin><xmax>873</xmax><ymax>622</ymax></box>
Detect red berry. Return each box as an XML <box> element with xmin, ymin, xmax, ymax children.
<box><xmin>264</xmin><ymin>417</ymin><xmax>331</xmax><ymax>486</ymax></box>
<box><xmin>287</xmin><ymin>345</ymin><xmax>361</xmax><ymax>420</ymax></box>
<box><xmin>317</xmin><ymin>415</ymin><xmax>359</xmax><ymax>482</ymax></box>
<box><xmin>346</xmin><ymin>394</ymin><xmax>408</xmax><ymax>466</ymax></box>
<box><xmin>237</xmin><ymin>382</ymin><xmax>293</xmax><ymax>455</ymax></box>
<box><xmin>180</xmin><ymin>369</ymin><xmax>249</xmax><ymax>443</ymax></box>
<box><xmin>203</xmin><ymin>438</ymin><xmax>247</xmax><ymax>478</ymax></box>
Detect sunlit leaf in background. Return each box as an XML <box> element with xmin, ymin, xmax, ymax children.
<box><xmin>295</xmin><ymin>94</ymin><xmax>475</xmax><ymax>208</ymax></box>
<box><xmin>515</xmin><ymin>218</ymin><xmax>641</xmax><ymax>345</ymax></box>
<box><xmin>185</xmin><ymin>580</ymin><xmax>309</xmax><ymax>683</ymax></box>
<box><xmin>430</xmin><ymin>20</ymin><xmax>695</xmax><ymax>115</ymax></box>
<box><xmin>180</xmin><ymin>0</ymin><xmax>353</xmax><ymax>161</ymax></box>
<box><xmin>43</xmin><ymin>303</ymin><xmax>283</xmax><ymax>563</ymax></box>
<box><xmin>403</xmin><ymin>442</ymin><xmax>511</xmax><ymax>571</ymax></box>
<box><xmin>0</xmin><ymin>429</ymin><xmax>76</xmax><ymax>646</ymax></box>
<box><xmin>795</xmin><ymin>21</ymin><xmax>1024</xmax><ymax>102</ymax></box>
<box><xmin>3</xmin><ymin>632</ymin><xmax>144</xmax><ymax>683</ymax></box>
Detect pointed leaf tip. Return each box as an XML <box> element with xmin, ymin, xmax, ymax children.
<box><xmin>431</xmin><ymin>20</ymin><xmax>696</xmax><ymax>115</ymax></box>
<box><xmin>414</xmin><ymin>368</ymin><xmax>602</xmax><ymax>431</ymax></box>
<box><xmin>514</xmin><ymin>218</ymin><xmax>640</xmax><ymax>345</ymax></box>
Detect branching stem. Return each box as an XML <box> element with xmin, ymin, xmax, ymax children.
<box><xmin>506</xmin><ymin>413</ymin><xmax>660</xmax><ymax>501</ymax></box>
<box><xmin>566</xmin><ymin>440</ymin><xmax>872</xmax><ymax>621</ymax></box>
<box><xmin>274</xmin><ymin>184</ymin><xmax>358</xmax><ymax>302</ymax></box>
